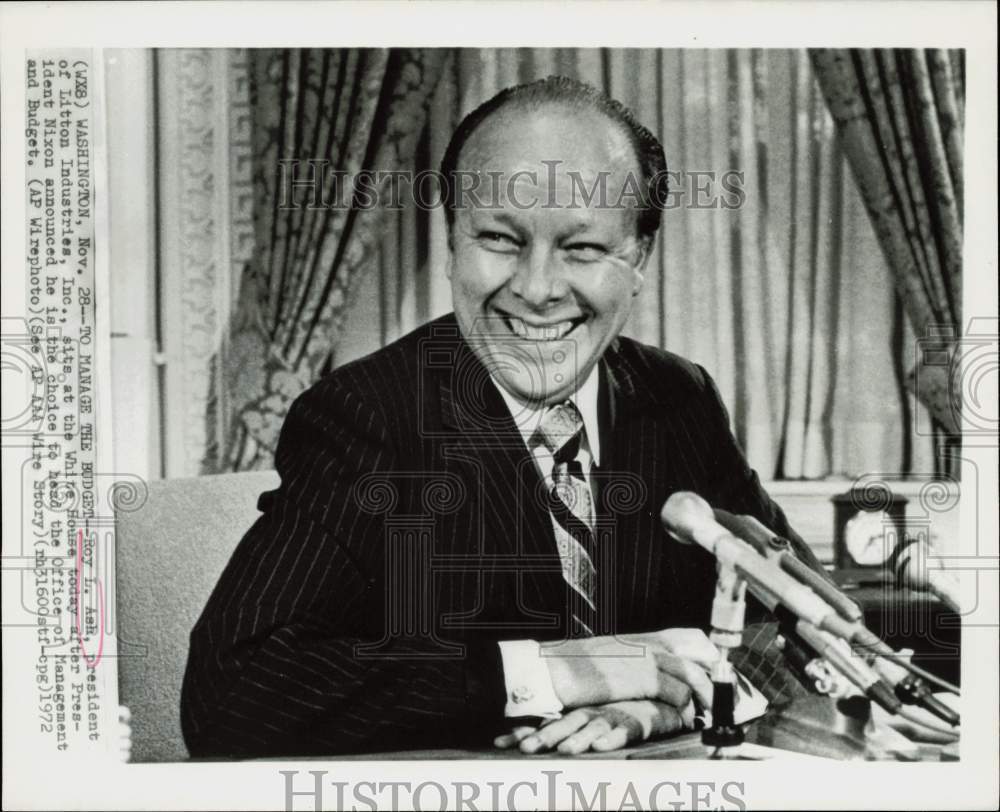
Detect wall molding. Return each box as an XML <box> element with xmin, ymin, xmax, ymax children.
<box><xmin>157</xmin><ymin>49</ymin><xmax>250</xmax><ymax>477</ymax></box>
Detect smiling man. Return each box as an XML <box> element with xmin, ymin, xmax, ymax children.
<box><xmin>181</xmin><ymin>77</ymin><xmax>816</xmax><ymax>759</ymax></box>
<box><xmin>443</xmin><ymin>90</ymin><xmax>652</xmax><ymax>410</ymax></box>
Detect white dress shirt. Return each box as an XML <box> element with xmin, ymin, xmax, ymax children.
<box><xmin>490</xmin><ymin>365</ymin><xmax>601</xmax><ymax>719</ymax></box>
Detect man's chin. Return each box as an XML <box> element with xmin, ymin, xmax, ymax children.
<box><xmin>465</xmin><ymin>337</ymin><xmax>593</xmax><ymax>404</ymax></box>
<box><xmin>493</xmin><ymin>372</ymin><xmax>583</xmax><ymax>407</ymax></box>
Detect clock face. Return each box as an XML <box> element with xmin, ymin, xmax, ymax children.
<box><xmin>844</xmin><ymin>510</ymin><xmax>893</xmax><ymax>566</ymax></box>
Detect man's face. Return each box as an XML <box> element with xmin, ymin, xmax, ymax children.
<box><xmin>446</xmin><ymin>106</ymin><xmax>649</xmax><ymax>406</ymax></box>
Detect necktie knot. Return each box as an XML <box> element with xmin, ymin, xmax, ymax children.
<box><xmin>532</xmin><ymin>401</ymin><xmax>584</xmax><ymax>465</ymax></box>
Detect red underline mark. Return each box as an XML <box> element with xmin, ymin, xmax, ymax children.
<box><xmin>74</xmin><ymin>528</ymin><xmax>105</xmax><ymax>668</ymax></box>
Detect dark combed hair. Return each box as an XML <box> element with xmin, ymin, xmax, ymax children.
<box><xmin>438</xmin><ymin>75</ymin><xmax>669</xmax><ymax>244</ymax></box>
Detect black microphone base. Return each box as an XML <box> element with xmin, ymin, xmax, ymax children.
<box><xmin>703</xmin><ymin>680</ymin><xmax>745</xmax><ymax>748</ymax></box>
<box><xmin>702</xmin><ymin>724</ymin><xmax>745</xmax><ymax>748</ymax></box>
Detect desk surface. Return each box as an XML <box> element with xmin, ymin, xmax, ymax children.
<box><xmin>274</xmin><ymin>732</ymin><xmax>828</xmax><ymax>762</ymax></box>
<box><xmin>261</xmin><ymin>722</ymin><xmax>954</xmax><ymax>763</ymax></box>
<box><xmin>299</xmin><ymin>732</ymin><xmax>707</xmax><ymax>761</ymax></box>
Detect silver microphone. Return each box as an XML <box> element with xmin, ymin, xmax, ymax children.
<box><xmin>662</xmin><ymin>492</ymin><xmax>900</xmax><ymax>714</ymax></box>
<box><xmin>712</xmin><ymin>507</ymin><xmax>960</xmax><ymax>726</ymax></box>
<box><xmin>662</xmin><ymin>492</ymin><xmax>843</xmax><ymax>628</ymax></box>
<box><xmin>713</xmin><ymin>509</ymin><xmax>864</xmax><ymax>622</ymax></box>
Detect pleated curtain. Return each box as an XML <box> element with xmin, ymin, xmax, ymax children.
<box><xmin>811</xmin><ymin>49</ymin><xmax>964</xmax><ymax>437</ymax></box>
<box><xmin>212</xmin><ymin>48</ymin><xmax>446</xmax><ymax>472</ymax></box>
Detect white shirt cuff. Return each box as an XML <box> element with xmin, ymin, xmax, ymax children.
<box><xmin>497</xmin><ymin>640</ymin><xmax>564</xmax><ymax>719</ymax></box>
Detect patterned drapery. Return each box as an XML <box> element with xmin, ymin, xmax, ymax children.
<box><xmin>810</xmin><ymin>49</ymin><xmax>964</xmax><ymax>435</ymax></box>
<box><xmin>182</xmin><ymin>48</ymin><xmax>954</xmax><ymax>478</ymax></box>
<box><xmin>212</xmin><ymin>48</ymin><xmax>446</xmax><ymax>471</ymax></box>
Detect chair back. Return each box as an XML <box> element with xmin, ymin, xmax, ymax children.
<box><xmin>115</xmin><ymin>470</ymin><xmax>280</xmax><ymax>762</ymax></box>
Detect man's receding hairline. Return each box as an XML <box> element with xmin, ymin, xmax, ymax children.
<box><xmin>454</xmin><ymin>99</ymin><xmax>642</xmax><ymax>177</ymax></box>
<box><xmin>439</xmin><ymin>75</ymin><xmax>668</xmax><ymax>243</ymax></box>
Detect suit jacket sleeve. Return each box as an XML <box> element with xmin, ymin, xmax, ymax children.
<box><xmin>180</xmin><ymin>379</ymin><xmax>505</xmax><ymax>758</ymax></box>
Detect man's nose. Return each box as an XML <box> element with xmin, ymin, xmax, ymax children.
<box><xmin>508</xmin><ymin>247</ymin><xmax>567</xmax><ymax>307</ymax></box>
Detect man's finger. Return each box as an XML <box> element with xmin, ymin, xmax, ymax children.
<box><xmin>648</xmin><ymin>701</ymin><xmax>685</xmax><ymax>737</ymax></box>
<box><xmin>677</xmin><ymin>698</ymin><xmax>697</xmax><ymax>731</ymax></box>
<box><xmin>520</xmin><ymin>710</ymin><xmax>591</xmax><ymax>754</ymax></box>
<box><xmin>493</xmin><ymin>725</ymin><xmax>538</xmax><ymax>749</ymax></box>
<box><xmin>591</xmin><ymin>726</ymin><xmax>631</xmax><ymax>752</ymax></box>
<box><xmin>557</xmin><ymin>717</ymin><xmax>614</xmax><ymax>755</ymax></box>
<box><xmin>654</xmin><ymin>668</ymin><xmax>693</xmax><ymax>708</ymax></box>
<box><xmin>655</xmin><ymin>652</ymin><xmax>714</xmax><ymax>709</ymax></box>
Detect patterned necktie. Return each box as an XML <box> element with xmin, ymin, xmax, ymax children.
<box><xmin>532</xmin><ymin>401</ymin><xmax>598</xmax><ymax>637</ymax></box>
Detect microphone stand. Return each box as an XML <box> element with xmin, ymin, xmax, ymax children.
<box><xmin>703</xmin><ymin>562</ymin><xmax>748</xmax><ymax>756</ymax></box>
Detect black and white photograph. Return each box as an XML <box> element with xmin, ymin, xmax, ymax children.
<box><xmin>1</xmin><ymin>2</ymin><xmax>997</xmax><ymax>810</ymax></box>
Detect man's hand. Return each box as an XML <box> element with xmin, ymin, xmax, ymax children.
<box><xmin>492</xmin><ymin>628</ymin><xmax>717</xmax><ymax>754</ymax></box>
<box><xmin>541</xmin><ymin>628</ymin><xmax>717</xmax><ymax>711</ymax></box>
<box><xmin>494</xmin><ymin>699</ymin><xmax>694</xmax><ymax>754</ymax></box>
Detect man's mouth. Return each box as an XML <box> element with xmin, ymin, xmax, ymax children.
<box><xmin>496</xmin><ymin>311</ymin><xmax>585</xmax><ymax>341</ymax></box>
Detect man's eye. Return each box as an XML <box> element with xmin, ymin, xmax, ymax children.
<box><xmin>564</xmin><ymin>243</ymin><xmax>607</xmax><ymax>261</ymax></box>
<box><xmin>478</xmin><ymin>232</ymin><xmax>521</xmax><ymax>251</ymax></box>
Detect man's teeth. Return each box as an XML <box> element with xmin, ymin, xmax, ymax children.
<box><xmin>507</xmin><ymin>318</ymin><xmax>576</xmax><ymax>341</ymax></box>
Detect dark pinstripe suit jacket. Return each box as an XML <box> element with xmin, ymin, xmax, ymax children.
<box><xmin>181</xmin><ymin>313</ymin><xmax>814</xmax><ymax>758</ymax></box>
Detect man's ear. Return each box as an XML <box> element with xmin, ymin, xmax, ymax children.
<box><xmin>631</xmin><ymin>238</ymin><xmax>653</xmax><ymax>296</ymax></box>
<box><xmin>444</xmin><ymin>229</ymin><xmax>455</xmax><ymax>279</ymax></box>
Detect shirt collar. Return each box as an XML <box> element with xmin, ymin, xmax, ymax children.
<box><xmin>490</xmin><ymin>364</ymin><xmax>602</xmax><ymax>466</ymax></box>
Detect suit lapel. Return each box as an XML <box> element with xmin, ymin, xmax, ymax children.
<box><xmin>601</xmin><ymin>340</ymin><xmax>720</xmax><ymax>631</ymax></box>
<box><xmin>599</xmin><ymin>340</ymin><xmax>681</xmax><ymax>631</ymax></box>
<box><xmin>436</xmin><ymin>333</ymin><xmax>565</xmax><ymax>632</ymax></box>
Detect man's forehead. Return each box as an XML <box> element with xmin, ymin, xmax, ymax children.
<box><xmin>459</xmin><ymin>179</ymin><xmax>640</xmax><ymax>237</ymax></box>
<box><xmin>457</xmin><ymin>104</ymin><xmax>638</xmax><ymax>178</ymax></box>
<box><xmin>468</xmin><ymin>206</ymin><xmax>603</xmax><ymax>231</ymax></box>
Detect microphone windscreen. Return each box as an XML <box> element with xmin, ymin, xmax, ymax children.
<box><xmin>660</xmin><ymin>491</ymin><xmax>714</xmax><ymax>545</ymax></box>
